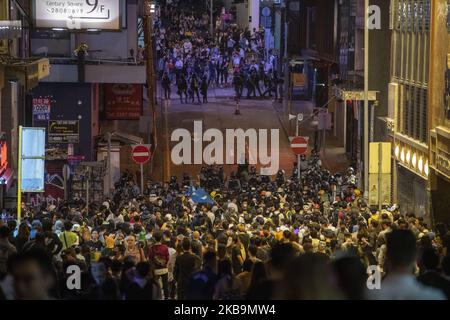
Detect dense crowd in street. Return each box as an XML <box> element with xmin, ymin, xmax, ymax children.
<box><xmin>1</xmin><ymin>152</ymin><xmax>450</xmax><ymax>300</ymax></box>
<box><xmin>155</xmin><ymin>0</ymin><xmax>282</xmax><ymax>104</ymax></box>
<box><xmin>0</xmin><ymin>0</ymin><xmax>449</xmax><ymax>302</ymax></box>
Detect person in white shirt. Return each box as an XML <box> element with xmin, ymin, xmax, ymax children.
<box><xmin>250</xmin><ymin>62</ymin><xmax>259</xmax><ymax>72</ymax></box>
<box><xmin>183</xmin><ymin>41</ymin><xmax>192</xmax><ymax>54</ymax></box>
<box><xmin>175</xmin><ymin>58</ymin><xmax>183</xmax><ymax>70</ymax></box>
<box><xmin>269</xmin><ymin>53</ymin><xmax>276</xmax><ymax>68</ymax></box>
<box><xmin>264</xmin><ymin>60</ymin><xmax>272</xmax><ymax>74</ymax></box>
<box><xmin>239</xmin><ymin>47</ymin><xmax>245</xmax><ymax>58</ymax></box>
<box><xmin>233</xmin><ymin>54</ymin><xmax>241</xmax><ymax>68</ymax></box>
<box><xmin>106</xmin><ymin>210</ymin><xmax>124</xmax><ymax>226</ymax></box>
<box><xmin>369</xmin><ymin>229</ymin><xmax>446</xmax><ymax>300</ymax></box>
<box><xmin>227</xmin><ymin>199</ymin><xmax>238</xmax><ymax>213</ymax></box>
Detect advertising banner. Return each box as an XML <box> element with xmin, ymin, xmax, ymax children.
<box><xmin>21</xmin><ymin>128</ymin><xmax>46</xmax><ymax>193</ymax></box>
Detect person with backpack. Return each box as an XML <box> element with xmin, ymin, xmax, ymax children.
<box><xmin>148</xmin><ymin>231</ymin><xmax>170</xmax><ymax>299</ymax></box>
<box><xmin>59</xmin><ymin>221</ymin><xmax>79</xmax><ymax>251</ymax></box>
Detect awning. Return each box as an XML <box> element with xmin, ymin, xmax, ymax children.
<box><xmin>96</xmin><ymin>132</ymin><xmax>144</xmax><ymax>147</ymax></box>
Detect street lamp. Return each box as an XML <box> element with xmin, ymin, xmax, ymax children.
<box><xmin>143</xmin><ymin>0</ymin><xmax>157</xmax><ymax>157</ymax></box>
<box><xmin>289</xmin><ymin>113</ymin><xmax>304</xmax><ymax>181</ymax></box>
<box><xmin>363</xmin><ymin>0</ymin><xmax>370</xmax><ymax>199</ymax></box>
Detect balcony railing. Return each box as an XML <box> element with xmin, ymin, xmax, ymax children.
<box><xmin>41</xmin><ymin>57</ymin><xmax>147</xmax><ymax>84</ymax></box>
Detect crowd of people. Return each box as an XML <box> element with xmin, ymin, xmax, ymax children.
<box><xmin>0</xmin><ymin>151</ymin><xmax>450</xmax><ymax>300</ymax></box>
<box><xmin>1</xmin><ymin>1</ymin><xmax>449</xmax><ymax>302</ymax></box>
<box><xmin>155</xmin><ymin>0</ymin><xmax>282</xmax><ymax>104</ymax></box>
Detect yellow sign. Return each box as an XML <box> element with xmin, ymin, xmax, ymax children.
<box><xmin>369</xmin><ymin>142</ymin><xmax>392</xmax><ymax>173</ymax></box>
<box><xmin>292</xmin><ymin>73</ymin><xmax>306</xmax><ymax>87</ymax></box>
<box><xmin>369</xmin><ymin>142</ymin><xmax>392</xmax><ymax>206</ymax></box>
<box><xmin>38</xmin><ymin>58</ymin><xmax>50</xmax><ymax>80</ymax></box>
<box><xmin>369</xmin><ymin>174</ymin><xmax>392</xmax><ymax>206</ymax></box>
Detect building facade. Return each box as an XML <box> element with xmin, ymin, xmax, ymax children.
<box><xmin>428</xmin><ymin>0</ymin><xmax>450</xmax><ymax>224</ymax></box>
<box><xmin>0</xmin><ymin>0</ymin><xmax>50</xmax><ymax>206</ymax></box>
<box><xmin>389</xmin><ymin>0</ymin><xmax>432</xmax><ymax>220</ymax></box>
<box><xmin>332</xmin><ymin>0</ymin><xmax>390</xmax><ymax>192</ymax></box>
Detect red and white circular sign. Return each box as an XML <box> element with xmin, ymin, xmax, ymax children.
<box><xmin>132</xmin><ymin>145</ymin><xmax>151</xmax><ymax>164</ymax></box>
<box><xmin>291</xmin><ymin>136</ymin><xmax>309</xmax><ymax>155</ymax></box>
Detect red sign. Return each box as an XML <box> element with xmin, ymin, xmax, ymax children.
<box><xmin>291</xmin><ymin>136</ymin><xmax>309</xmax><ymax>155</ymax></box>
<box><xmin>104</xmin><ymin>84</ymin><xmax>143</xmax><ymax>120</ymax></box>
<box><xmin>132</xmin><ymin>145</ymin><xmax>151</xmax><ymax>164</ymax></box>
<box><xmin>0</xmin><ymin>141</ymin><xmax>7</xmax><ymax>175</ymax></box>
<box><xmin>32</xmin><ymin>96</ymin><xmax>51</xmax><ymax>123</ymax></box>
<box><xmin>67</xmin><ymin>155</ymin><xmax>85</xmax><ymax>165</ymax></box>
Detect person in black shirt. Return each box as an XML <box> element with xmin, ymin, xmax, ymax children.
<box><xmin>418</xmin><ymin>248</ymin><xmax>450</xmax><ymax>299</ymax></box>
<box><xmin>84</xmin><ymin>229</ymin><xmax>104</xmax><ymax>252</ymax></box>
<box><xmin>125</xmin><ymin>261</ymin><xmax>161</xmax><ymax>300</ymax></box>
<box><xmin>231</xmin><ymin>235</ymin><xmax>245</xmax><ymax>275</ymax></box>
<box><xmin>233</xmin><ymin>72</ymin><xmax>243</xmax><ymax>99</ymax></box>
<box><xmin>247</xmin><ymin>243</ymin><xmax>296</xmax><ymax>299</ymax></box>
<box><xmin>41</xmin><ymin>219</ymin><xmax>63</xmax><ymax>257</ymax></box>
<box><xmin>186</xmin><ymin>251</ymin><xmax>218</xmax><ymax>300</ymax></box>
<box><xmin>189</xmin><ymin>74</ymin><xmax>201</xmax><ymax>104</ymax></box>
<box><xmin>174</xmin><ymin>238</ymin><xmax>201</xmax><ymax>299</ymax></box>
<box><xmin>162</xmin><ymin>72</ymin><xmax>172</xmax><ymax>100</ymax></box>
<box><xmin>177</xmin><ymin>74</ymin><xmax>188</xmax><ymax>103</ymax></box>
<box><xmin>201</xmin><ymin>75</ymin><xmax>208</xmax><ymax>103</ymax></box>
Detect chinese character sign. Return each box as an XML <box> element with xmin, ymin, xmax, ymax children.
<box><xmin>104</xmin><ymin>84</ymin><xmax>143</xmax><ymax>120</ymax></box>
<box><xmin>32</xmin><ymin>96</ymin><xmax>51</xmax><ymax>124</ymax></box>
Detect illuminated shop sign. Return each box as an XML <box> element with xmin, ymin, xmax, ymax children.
<box><xmin>33</xmin><ymin>0</ymin><xmax>121</xmax><ymax>30</ymax></box>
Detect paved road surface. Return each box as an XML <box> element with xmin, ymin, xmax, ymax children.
<box><xmin>151</xmin><ymin>86</ymin><xmax>296</xmax><ymax>182</ymax></box>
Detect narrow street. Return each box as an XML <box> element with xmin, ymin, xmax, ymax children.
<box><xmin>151</xmin><ymin>86</ymin><xmax>296</xmax><ymax>182</ymax></box>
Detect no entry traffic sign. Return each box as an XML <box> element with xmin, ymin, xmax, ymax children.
<box><xmin>132</xmin><ymin>145</ymin><xmax>151</xmax><ymax>164</ymax></box>
<box><xmin>291</xmin><ymin>136</ymin><xmax>309</xmax><ymax>155</ymax></box>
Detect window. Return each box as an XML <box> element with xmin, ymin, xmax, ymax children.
<box><xmin>392</xmin><ymin>0</ymin><xmax>430</xmax><ymax>143</ymax></box>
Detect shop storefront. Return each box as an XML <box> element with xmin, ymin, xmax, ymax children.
<box><xmin>27</xmin><ymin>83</ymin><xmax>97</xmax><ymax>205</ymax></box>
<box><xmin>396</xmin><ymin>165</ymin><xmax>429</xmax><ymax>220</ymax></box>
